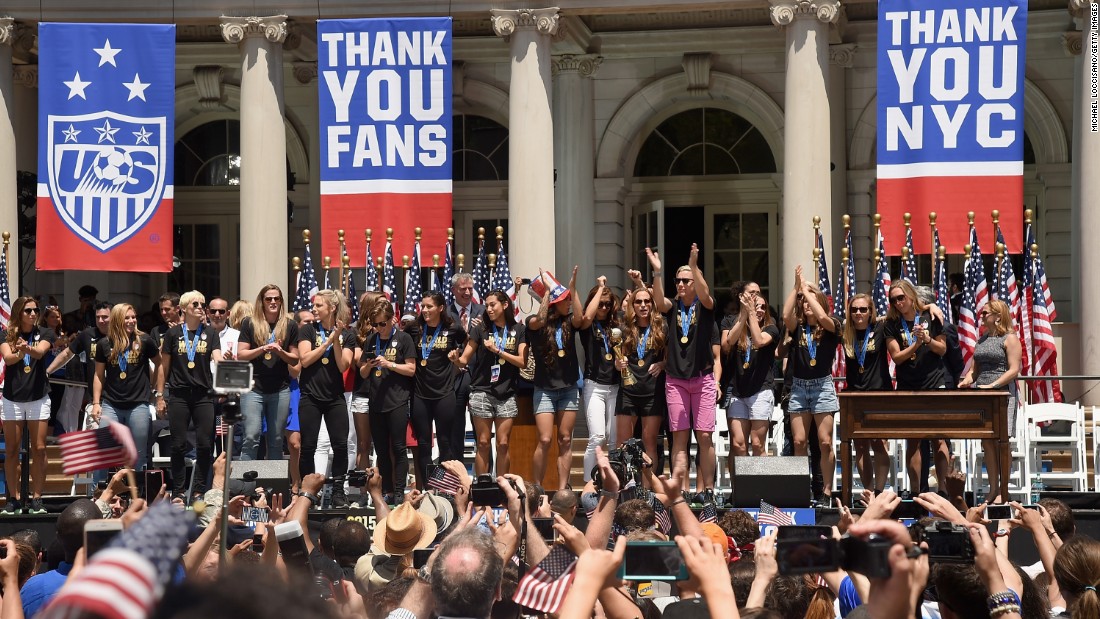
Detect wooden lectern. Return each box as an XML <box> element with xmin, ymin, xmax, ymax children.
<box><xmin>838</xmin><ymin>391</ymin><xmax>1010</xmax><ymax>506</ymax></box>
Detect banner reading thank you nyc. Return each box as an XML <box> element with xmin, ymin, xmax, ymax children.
<box><xmin>38</xmin><ymin>23</ymin><xmax>175</xmax><ymax>271</ymax></box>
<box><xmin>318</xmin><ymin>18</ymin><xmax>452</xmax><ymax>264</ymax></box>
<box><xmin>877</xmin><ymin>0</ymin><xmax>1026</xmax><ymax>255</ymax></box>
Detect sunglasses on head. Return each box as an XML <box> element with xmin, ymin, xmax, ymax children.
<box><xmin>22</xmin><ymin>307</ymin><xmax>39</xmax><ymax>315</ymax></box>
<box><xmin>208</xmin><ymin>308</ymin><xmax>228</xmax><ymax>315</ymax></box>
<box><xmin>850</xmin><ymin>307</ymin><xmax>870</xmax><ymax>314</ymax></box>
<box><xmin>675</xmin><ymin>278</ymin><xmax>693</xmax><ymax>285</ymax></box>
<box><xmin>890</xmin><ymin>295</ymin><xmax>907</xmax><ymax>304</ymax></box>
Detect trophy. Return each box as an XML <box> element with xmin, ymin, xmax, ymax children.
<box><xmin>610</xmin><ymin>327</ymin><xmax>636</xmax><ymax>387</ymax></box>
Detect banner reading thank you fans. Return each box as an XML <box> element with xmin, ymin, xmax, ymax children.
<box><xmin>318</xmin><ymin>18</ymin><xmax>452</xmax><ymax>263</ymax></box>
<box><xmin>877</xmin><ymin>0</ymin><xmax>1026</xmax><ymax>254</ymax></box>
<box><xmin>38</xmin><ymin>23</ymin><xmax>175</xmax><ymax>271</ymax></box>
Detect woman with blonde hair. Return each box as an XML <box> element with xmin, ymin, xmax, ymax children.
<box><xmin>91</xmin><ymin>303</ymin><xmax>161</xmax><ymax>472</ymax></box>
<box><xmin>959</xmin><ymin>298</ymin><xmax>1021</xmax><ymax>502</ymax></box>
<box><xmin>842</xmin><ymin>293</ymin><xmax>893</xmax><ymax>494</ymax></box>
<box><xmin>722</xmin><ymin>290</ymin><xmax>779</xmax><ymax>460</ymax></box>
<box><xmin>0</xmin><ymin>297</ymin><xmax>56</xmax><ymax>515</ymax></box>
<box><xmin>576</xmin><ymin>278</ymin><xmax>622</xmax><ymax>481</ymax></box>
<box><xmin>782</xmin><ymin>266</ymin><xmax>841</xmax><ymax>504</ymax></box>
<box><xmin>617</xmin><ymin>272</ymin><xmax>668</xmax><ymax>469</ymax></box>
<box><xmin>228</xmin><ymin>300</ymin><xmax>252</xmax><ymax>330</ymax></box>
<box><xmin>885</xmin><ymin>279</ymin><xmax>948</xmax><ymax>493</ymax></box>
<box><xmin>236</xmin><ymin>285</ymin><xmax>299</xmax><ymax>461</ymax></box>
<box><xmin>155</xmin><ymin>290</ymin><xmax>223</xmax><ymax>501</ymax></box>
<box><xmin>296</xmin><ymin>289</ymin><xmax>356</xmax><ymax>506</ymax></box>
<box><xmin>349</xmin><ymin>290</ymin><xmax>386</xmax><ymax>470</ymax></box>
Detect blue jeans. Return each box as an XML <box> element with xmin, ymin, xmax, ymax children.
<box><xmin>100</xmin><ymin>401</ymin><xmax>151</xmax><ymax>471</ymax></box>
<box><xmin>240</xmin><ymin>389</ymin><xmax>290</xmax><ymax>461</ymax></box>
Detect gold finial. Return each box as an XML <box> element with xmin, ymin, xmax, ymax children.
<box><xmin>2</xmin><ymin>231</ymin><xmax>9</xmax><ymax>246</ymax></box>
<box><xmin>415</xmin><ymin>227</ymin><xmax>422</xmax><ymax>241</ymax></box>
<box><xmin>447</xmin><ymin>227</ymin><xmax>454</xmax><ymax>241</ymax></box>
<box><xmin>488</xmin><ymin>254</ymin><xmax>497</xmax><ymax>269</ymax></box>
<box><xmin>496</xmin><ymin>226</ymin><xmax>504</xmax><ymax>241</ymax></box>
<box><xmin>375</xmin><ymin>256</ymin><xmax>384</xmax><ymax>270</ymax></box>
<box><xmin>904</xmin><ymin>212</ymin><xmax>912</xmax><ymax>226</ymax></box>
<box><xmin>967</xmin><ymin>212</ymin><xmax>975</xmax><ymax>225</ymax></box>
<box><xmin>841</xmin><ymin>247</ymin><xmax>849</xmax><ymax>261</ymax></box>
<box><xmin>457</xmin><ymin>254</ymin><xmax>465</xmax><ymax>270</ymax></box>
<box><xmin>873</xmin><ymin>213</ymin><xmax>882</xmax><ymax>225</ymax></box>
<box><xmin>402</xmin><ymin>255</ymin><xmax>409</xmax><ymax>268</ymax></box>
<box><xmin>292</xmin><ymin>257</ymin><xmax>300</xmax><ymax>271</ymax></box>
<box><xmin>338</xmin><ymin>229</ymin><xmax>345</xmax><ymax>244</ymax></box>
<box><xmin>477</xmin><ymin>227</ymin><xmax>486</xmax><ymax>241</ymax></box>
<box><xmin>1030</xmin><ymin>242</ymin><xmax>1039</xmax><ymax>258</ymax></box>
<box><xmin>874</xmin><ymin>245</ymin><xmax>881</xmax><ymax>261</ymax></box>
<box><xmin>938</xmin><ymin>246</ymin><xmax>946</xmax><ymax>260</ymax></box>
<box><xmin>432</xmin><ymin>254</ymin><xmax>440</xmax><ymax>268</ymax></box>
<box><xmin>302</xmin><ymin>229</ymin><xmax>311</xmax><ymax>243</ymax></box>
<box><xmin>901</xmin><ymin>246</ymin><xmax>909</xmax><ymax>260</ymax></box>
<box><xmin>365</xmin><ymin>229</ymin><xmax>372</xmax><ymax>243</ymax></box>
<box><xmin>813</xmin><ymin>247</ymin><xmax>821</xmax><ymax>261</ymax></box>
<box><xmin>996</xmin><ymin>242</ymin><xmax>1005</xmax><ymax>258</ymax></box>
<box><xmin>992</xmin><ymin>210</ymin><xmax>1000</xmax><ymax>225</ymax></box>
<box><xmin>386</xmin><ymin>228</ymin><xmax>394</xmax><ymax>240</ymax></box>
<box><xmin>812</xmin><ymin>215</ymin><xmax>821</xmax><ymax>230</ymax></box>
<box><xmin>323</xmin><ymin>256</ymin><xmax>331</xmax><ymax>269</ymax></box>
<box><xmin>965</xmin><ymin>244</ymin><xmax>972</xmax><ymax>254</ymax></box>
<box><xmin>1025</xmin><ymin>209</ymin><xmax>1033</xmax><ymax>225</ymax></box>
<box><xmin>842</xmin><ymin>214</ymin><xmax>850</xmax><ymax>230</ymax></box>
<box><xmin>929</xmin><ymin>212</ymin><xmax>937</xmax><ymax>224</ymax></box>
<box><xmin>342</xmin><ymin>254</ymin><xmax>350</xmax><ymax>268</ymax></box>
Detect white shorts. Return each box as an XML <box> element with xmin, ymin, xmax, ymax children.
<box><xmin>726</xmin><ymin>389</ymin><xmax>774</xmax><ymax>421</ymax></box>
<box><xmin>350</xmin><ymin>395</ymin><xmax>369</xmax><ymax>415</ymax></box>
<box><xmin>2</xmin><ymin>396</ymin><xmax>51</xmax><ymax>422</ymax></box>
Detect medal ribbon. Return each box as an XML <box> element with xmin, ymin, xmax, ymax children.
<box><xmin>637</xmin><ymin>326</ymin><xmax>650</xmax><ymax>360</ymax></box>
<box><xmin>555</xmin><ymin>322</ymin><xmax>565</xmax><ymax>353</ymax></box>
<box><xmin>22</xmin><ymin>331</ymin><xmax>31</xmax><ymax>368</ymax></box>
<box><xmin>743</xmin><ymin>335</ymin><xmax>752</xmax><ymax>367</ymax></box>
<box><xmin>678</xmin><ymin>300</ymin><xmax>696</xmax><ymax>341</ymax></box>
<box><xmin>804</xmin><ymin>325</ymin><xmax>817</xmax><ymax>364</ymax></box>
<box><xmin>118</xmin><ymin>337</ymin><xmax>130</xmax><ymax>375</ymax></box>
<box><xmin>492</xmin><ymin>324</ymin><xmax>507</xmax><ymax>354</ymax></box>
<box><xmin>900</xmin><ymin>317</ymin><xmax>915</xmax><ymax>347</ymax></box>
<box><xmin>182</xmin><ymin>324</ymin><xmax>200</xmax><ymax>365</ymax></box>
<box><xmin>421</xmin><ymin>323</ymin><xmax>443</xmax><ymax>362</ymax></box>
<box><xmin>856</xmin><ymin>327</ymin><xmax>872</xmax><ymax>370</ymax></box>
<box><xmin>316</xmin><ymin>324</ymin><xmax>332</xmax><ymax>361</ymax></box>
<box><xmin>595</xmin><ymin>323</ymin><xmax>611</xmax><ymax>357</ymax></box>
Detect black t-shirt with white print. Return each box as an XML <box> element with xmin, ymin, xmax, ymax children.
<box><xmin>238</xmin><ymin>317</ymin><xmax>299</xmax><ymax>393</ymax></box>
<box><xmin>525</xmin><ymin>315</ymin><xmax>581</xmax><ymax>391</ymax></box>
<box><xmin>160</xmin><ymin>324</ymin><xmax>221</xmax><ymax>393</ymax></box>
<box><xmin>404</xmin><ymin>322</ymin><xmax>467</xmax><ymax>400</ymax></box>
<box><xmin>790</xmin><ymin>317</ymin><xmax>841</xmax><ymax>380</ymax></box>
<box><xmin>358</xmin><ymin>329</ymin><xmax>417</xmax><ymax>412</ymax></box>
<box><xmin>4</xmin><ymin>327</ymin><xmax>57</xmax><ymax>402</ymax></box>
<box><xmin>664</xmin><ymin>299</ymin><xmax>718</xmax><ymax>380</ymax></box>
<box><xmin>297</xmin><ymin>324</ymin><xmax>357</xmax><ymax>403</ymax></box>
<box><xmin>579</xmin><ymin>323</ymin><xmax>620</xmax><ymax>386</ymax></box>
<box><xmin>469</xmin><ymin>321</ymin><xmax>525</xmax><ymax>400</ymax></box>
<box><xmin>96</xmin><ymin>333</ymin><xmax>160</xmax><ymax>407</ymax></box>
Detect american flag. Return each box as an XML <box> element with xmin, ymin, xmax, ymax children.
<box><xmin>698</xmin><ymin>501</ymin><xmax>718</xmax><ymax>524</ymax></box>
<box><xmin>873</xmin><ymin>231</ymin><xmax>892</xmax><ymax>317</ymax></box>
<box><xmin>815</xmin><ymin>229</ymin><xmax>832</xmax><ymax>310</ymax></box>
<box><xmin>342</xmin><ymin>242</ymin><xmax>359</xmax><ymax>322</ymax></box>
<box><xmin>757</xmin><ymin>500</ymin><xmax>793</xmax><ymax>527</ymax></box>
<box><xmin>40</xmin><ymin>501</ymin><xmax>191</xmax><ymax>619</ymax></box>
<box><xmin>215</xmin><ymin>414</ymin><xmax>229</xmax><ymax>437</ymax></box>
<box><xmin>323</xmin><ymin>262</ymin><xmax>331</xmax><ymax>291</ymax></box>
<box><xmin>292</xmin><ymin>243</ymin><xmax>319</xmax><ymax>313</ymax></box>
<box><xmin>427</xmin><ymin>465</ymin><xmax>462</xmax><ymax>495</ymax></box>
<box><xmin>995</xmin><ymin>227</ymin><xmax>1024</xmax><ymax>376</ymax></box>
<box><xmin>442</xmin><ymin>235</ymin><xmax>455</xmax><ymax>308</ymax></box>
<box><xmin>58</xmin><ymin>420</ymin><xmax>137</xmax><ymax>475</ymax></box>
<box><xmin>382</xmin><ymin>237</ymin><xmax>397</xmax><ymax>311</ymax></box>
<box><xmin>933</xmin><ymin>228</ymin><xmax>953</xmax><ymax>324</ymax></box>
<box><xmin>902</xmin><ymin>226</ymin><xmax>918</xmax><ymax>283</ymax></box>
<box><xmin>403</xmin><ymin>238</ymin><xmax>423</xmax><ymax>316</ymax></box>
<box><xmin>364</xmin><ymin>235</ymin><xmax>378</xmax><ymax>292</ymax></box>
<box><xmin>494</xmin><ymin>238</ymin><xmax>518</xmax><ymax>315</ymax></box>
<box><xmin>513</xmin><ymin>544</ymin><xmax>577</xmax><ymax>613</ymax></box>
<box><xmin>0</xmin><ymin>248</ymin><xmax>10</xmax><ymax>389</ymax></box>
<box><xmin>958</xmin><ymin>228</ymin><xmax>987</xmax><ymax>373</ymax></box>
<box><xmin>651</xmin><ymin>496</ymin><xmax>671</xmax><ymax>534</ymax></box>
<box><xmin>1028</xmin><ymin>241</ymin><xmax>1063</xmax><ymax>403</ymax></box>
<box><xmin>1026</xmin><ymin>223</ymin><xmax>1056</xmax><ymax>321</ymax></box>
<box><xmin>835</xmin><ymin>228</ymin><xmax>856</xmax><ymax>317</ymax></box>
<box><xmin>471</xmin><ymin>236</ymin><xmax>488</xmax><ymax>305</ymax></box>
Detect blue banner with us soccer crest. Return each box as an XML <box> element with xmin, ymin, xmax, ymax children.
<box><xmin>38</xmin><ymin>23</ymin><xmax>175</xmax><ymax>271</ymax></box>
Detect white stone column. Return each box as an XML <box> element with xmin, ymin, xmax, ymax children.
<box><xmin>771</xmin><ymin>0</ymin><xmax>840</xmax><ymax>294</ymax></box>
<box><xmin>0</xmin><ymin>18</ymin><xmax>17</xmax><ymax>295</ymax></box>
<box><xmin>1070</xmin><ymin>0</ymin><xmax>1100</xmax><ymax>403</ymax></box>
<box><xmin>221</xmin><ymin>16</ymin><xmax>288</xmax><ymax>300</ymax></box>
<box><xmin>492</xmin><ymin>8</ymin><xmax>558</xmax><ymax>281</ymax></box>
<box><xmin>553</xmin><ymin>54</ymin><xmax>600</xmax><ymax>286</ymax></box>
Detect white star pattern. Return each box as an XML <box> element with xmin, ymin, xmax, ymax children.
<box><xmin>63</xmin><ymin>72</ymin><xmax>91</xmax><ymax>100</ymax></box>
<box><xmin>95</xmin><ymin>119</ymin><xmax>119</xmax><ymax>144</ymax></box>
<box><xmin>123</xmin><ymin>73</ymin><xmax>149</xmax><ymax>102</ymax></box>
<box><xmin>132</xmin><ymin>126</ymin><xmax>152</xmax><ymax>145</ymax></box>
<box><xmin>62</xmin><ymin>124</ymin><xmax>81</xmax><ymax>143</ymax></box>
<box><xmin>93</xmin><ymin>39</ymin><xmax>121</xmax><ymax>67</ymax></box>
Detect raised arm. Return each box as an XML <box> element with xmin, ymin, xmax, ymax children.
<box><xmin>801</xmin><ymin>282</ymin><xmax>834</xmax><ymax>332</ymax></box>
<box><xmin>646</xmin><ymin>248</ymin><xmax>671</xmax><ymax>313</ymax></box>
<box><xmin>781</xmin><ymin>266</ymin><xmax>804</xmax><ymax>333</ymax></box>
<box><xmin>569</xmin><ymin>266</ymin><xmax>586</xmax><ymax>330</ymax></box>
<box><xmin>577</xmin><ymin>276</ymin><xmax>607</xmax><ymax>329</ymax></box>
<box><xmin>526</xmin><ymin>270</ymin><xmax>553</xmax><ymax>332</ymax></box>
<box><xmin>722</xmin><ymin>303</ymin><xmax>749</xmax><ymax>355</ymax></box>
<box><xmin>688</xmin><ymin>243</ymin><xmax>714</xmax><ymax>310</ymax></box>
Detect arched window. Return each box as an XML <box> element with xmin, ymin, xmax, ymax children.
<box><xmin>453</xmin><ymin>114</ymin><xmax>508</xmax><ymax>181</ymax></box>
<box><xmin>175</xmin><ymin>120</ymin><xmax>242</xmax><ymax>187</ymax></box>
<box><xmin>634</xmin><ymin>107</ymin><xmax>776</xmax><ymax>177</ymax></box>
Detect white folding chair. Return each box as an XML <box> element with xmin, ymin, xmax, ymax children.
<box><xmin>714</xmin><ymin>431</ymin><xmax>731</xmax><ymax>492</ymax></box>
<box><xmin>1027</xmin><ymin>402</ymin><xmax>1088</xmax><ymax>492</ymax></box>
<box><xmin>769</xmin><ymin>405</ymin><xmax>785</xmax><ymax>457</ymax></box>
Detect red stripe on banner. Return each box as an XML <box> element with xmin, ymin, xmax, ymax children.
<box><xmin>878</xmin><ymin>177</ymin><xmax>1023</xmax><ymax>255</ymax></box>
<box><xmin>36</xmin><ymin>196</ymin><xmax>174</xmax><ymax>272</ymax></box>
<box><xmin>321</xmin><ymin>193</ymin><xmax>451</xmax><ymax>268</ymax></box>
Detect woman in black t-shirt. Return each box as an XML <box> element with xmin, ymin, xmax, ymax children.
<box><xmin>296</xmin><ymin>289</ymin><xmax>356</xmax><ymax>506</ymax></box>
<box><xmin>721</xmin><ymin>292</ymin><xmax>779</xmax><ymax>459</ymax></box>
<box><xmin>0</xmin><ymin>297</ymin><xmax>57</xmax><ymax>515</ymax></box>
<box><xmin>349</xmin><ymin>291</ymin><xmax>387</xmax><ymax>471</ymax></box>
<box><xmin>236</xmin><ymin>284</ymin><xmax>300</xmax><ymax>462</ymax></box>
<box><xmin>358</xmin><ymin>299</ymin><xmax>416</xmax><ymax>498</ymax></box>
<box><xmin>615</xmin><ymin>275</ymin><xmax>668</xmax><ymax>470</ymax></box>
<box><xmin>154</xmin><ymin>291</ymin><xmax>223</xmax><ymax>500</ymax></box>
<box><xmin>885</xmin><ymin>280</ymin><xmax>948</xmax><ymax>493</ymax></box>
<box><xmin>577</xmin><ymin>277</ymin><xmax>621</xmax><ymax>482</ymax></box>
<box><xmin>782</xmin><ymin>266</ymin><xmax>841</xmax><ymax>503</ymax></box>
<box><xmin>91</xmin><ymin>303</ymin><xmax>161</xmax><ymax>473</ymax></box>
<box><xmin>842</xmin><ymin>293</ymin><xmax>892</xmax><ymax>494</ymax></box>
<box><xmin>406</xmin><ymin>291</ymin><xmax>466</xmax><ymax>488</ymax></box>
<box><xmin>457</xmin><ymin>290</ymin><xmax>526</xmax><ymax>476</ymax></box>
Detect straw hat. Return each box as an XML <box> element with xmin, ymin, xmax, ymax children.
<box><xmin>354</xmin><ymin>549</ymin><xmax>404</xmax><ymax>591</ymax></box>
<box><xmin>417</xmin><ymin>493</ymin><xmax>455</xmax><ymax>533</ymax></box>
<box><xmin>372</xmin><ymin>502</ymin><xmax>438</xmax><ymax>556</ymax></box>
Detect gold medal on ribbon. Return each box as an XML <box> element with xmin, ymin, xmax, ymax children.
<box><xmin>557</xmin><ymin>350</ymin><xmax>565</xmax><ymax>358</ymax></box>
<box><xmin>23</xmin><ymin>366</ymin><xmax>30</xmax><ymax>373</ymax></box>
<box><xmin>420</xmin><ymin>359</ymin><xmax>428</xmax><ymax>366</ymax></box>
<box><xmin>809</xmin><ymin>359</ymin><xmax>817</xmax><ymax>367</ymax></box>
<box><xmin>604</xmin><ymin>353</ymin><xmax>613</xmax><ymax>361</ymax></box>
<box><xmin>119</xmin><ymin>371</ymin><xmax>127</xmax><ymax>379</ymax></box>
<box><xmin>638</xmin><ymin>359</ymin><xmax>646</xmax><ymax>367</ymax></box>
<box><xmin>859</xmin><ymin>366</ymin><xmax>864</xmax><ymax>374</ymax></box>
<box><xmin>743</xmin><ymin>362</ymin><xmax>750</xmax><ymax>369</ymax></box>
<box><xmin>374</xmin><ymin>370</ymin><xmax>382</xmax><ymax>377</ymax></box>
<box><xmin>264</xmin><ymin>352</ymin><xmax>273</xmax><ymax>360</ymax></box>
<box><xmin>321</xmin><ymin>357</ymin><xmax>329</xmax><ymax>365</ymax></box>
<box><xmin>680</xmin><ymin>336</ymin><xmax>688</xmax><ymax>344</ymax></box>
<box><xmin>187</xmin><ymin>361</ymin><xmax>196</xmax><ymax>369</ymax></box>
<box><xmin>498</xmin><ymin>357</ymin><xmax>505</xmax><ymax>365</ymax></box>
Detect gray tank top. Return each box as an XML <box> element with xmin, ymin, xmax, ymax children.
<box><xmin>974</xmin><ymin>333</ymin><xmax>1009</xmax><ymax>387</ymax></box>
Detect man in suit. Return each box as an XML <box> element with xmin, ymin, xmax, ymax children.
<box><xmin>447</xmin><ymin>273</ymin><xmax>485</xmax><ymax>465</ymax></box>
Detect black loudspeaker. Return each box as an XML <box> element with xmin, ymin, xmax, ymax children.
<box><xmin>730</xmin><ymin>456</ymin><xmax>811</xmax><ymax>508</ymax></box>
<box><xmin>229</xmin><ymin>460</ymin><xmax>290</xmax><ymax>501</ymax></box>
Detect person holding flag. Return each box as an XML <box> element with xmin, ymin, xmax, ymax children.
<box><xmin>0</xmin><ymin>297</ymin><xmax>57</xmax><ymax>515</ymax></box>
<box><xmin>841</xmin><ymin>293</ymin><xmax>892</xmax><ymax>495</ymax></box>
<box><xmin>782</xmin><ymin>266</ymin><xmax>840</xmax><ymax>504</ymax></box>
<box><xmin>235</xmin><ymin>284</ymin><xmax>299</xmax><ymax>461</ymax></box>
<box><xmin>154</xmin><ymin>291</ymin><xmax>222</xmax><ymax>503</ymax></box>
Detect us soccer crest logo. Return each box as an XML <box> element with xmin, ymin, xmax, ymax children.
<box><xmin>46</xmin><ymin>111</ymin><xmax>167</xmax><ymax>252</ymax></box>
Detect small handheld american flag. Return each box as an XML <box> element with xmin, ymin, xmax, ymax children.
<box><xmin>757</xmin><ymin>500</ymin><xmax>793</xmax><ymax>527</ymax></box>
<box><xmin>58</xmin><ymin>420</ymin><xmax>137</xmax><ymax>475</ymax></box>
<box><xmin>513</xmin><ymin>544</ymin><xmax>578</xmax><ymax>613</ymax></box>
<box><xmin>427</xmin><ymin>465</ymin><xmax>462</xmax><ymax>496</ymax></box>
<box><xmin>698</xmin><ymin>501</ymin><xmax>718</xmax><ymax>524</ymax></box>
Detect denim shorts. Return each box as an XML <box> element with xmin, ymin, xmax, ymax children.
<box><xmin>788</xmin><ymin>376</ymin><xmax>839</xmax><ymax>414</ymax></box>
<box><xmin>726</xmin><ymin>388</ymin><xmax>775</xmax><ymax>421</ymax></box>
<box><xmin>533</xmin><ymin>387</ymin><xmax>579</xmax><ymax>414</ymax></box>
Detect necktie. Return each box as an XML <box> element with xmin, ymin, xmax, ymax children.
<box><xmin>460</xmin><ymin>307</ymin><xmax>468</xmax><ymax>332</ymax></box>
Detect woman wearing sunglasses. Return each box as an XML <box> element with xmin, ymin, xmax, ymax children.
<box><xmin>885</xmin><ymin>280</ymin><xmax>948</xmax><ymax>493</ymax></box>
<box><xmin>236</xmin><ymin>285</ymin><xmax>300</xmax><ymax>461</ymax></box>
<box><xmin>782</xmin><ymin>265</ymin><xmax>841</xmax><ymax>504</ymax></box>
<box><xmin>0</xmin><ymin>297</ymin><xmax>57</xmax><ymax>515</ymax></box>
<box><xmin>349</xmin><ymin>290</ymin><xmax>387</xmax><ymax>472</ymax></box>
<box><xmin>721</xmin><ymin>290</ymin><xmax>779</xmax><ymax>460</ymax></box>
<box><xmin>576</xmin><ymin>277</ymin><xmax>622</xmax><ymax>481</ymax></box>
<box><xmin>958</xmin><ymin>298</ymin><xmax>1021</xmax><ymax>503</ymax></box>
<box><xmin>842</xmin><ymin>293</ymin><xmax>893</xmax><ymax>495</ymax></box>
<box><xmin>358</xmin><ymin>298</ymin><xmax>416</xmax><ymax>501</ymax></box>
<box><xmin>616</xmin><ymin>273</ymin><xmax>668</xmax><ymax>471</ymax></box>
<box><xmin>155</xmin><ymin>291</ymin><xmax>223</xmax><ymax>502</ymax></box>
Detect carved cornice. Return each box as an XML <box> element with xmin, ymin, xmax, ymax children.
<box><xmin>1063</xmin><ymin>31</ymin><xmax>1083</xmax><ymax>56</ymax></box>
<box><xmin>491</xmin><ymin>8</ymin><xmax>560</xmax><ymax>39</ymax></box>
<box><xmin>829</xmin><ymin>43</ymin><xmax>856</xmax><ymax>67</ymax></box>
<box><xmin>13</xmin><ymin>65</ymin><xmax>36</xmax><ymax>88</ymax></box>
<box><xmin>220</xmin><ymin>15</ymin><xmax>289</xmax><ymax>45</ymax></box>
<box><xmin>769</xmin><ymin>0</ymin><xmax>842</xmax><ymax>27</ymax></box>
<box><xmin>552</xmin><ymin>54</ymin><xmax>601</xmax><ymax>78</ymax></box>
<box><xmin>293</xmin><ymin>62</ymin><xmax>317</xmax><ymax>84</ymax></box>
<box><xmin>681</xmin><ymin>53</ymin><xmax>713</xmax><ymax>93</ymax></box>
<box><xmin>0</xmin><ymin>18</ymin><xmax>13</xmax><ymax>47</ymax></box>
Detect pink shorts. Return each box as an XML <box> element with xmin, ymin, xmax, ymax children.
<box><xmin>665</xmin><ymin>373</ymin><xmax>716</xmax><ymax>432</ymax></box>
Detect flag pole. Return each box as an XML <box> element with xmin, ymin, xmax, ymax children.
<box><xmin>323</xmin><ymin>256</ymin><xmax>331</xmax><ymax>290</ymax></box>
<box><xmin>873</xmin><ymin>213</ymin><xmax>882</xmax><ymax>275</ymax></box>
<box><xmin>342</xmin><ymin>255</ymin><xmax>351</xmax><ymax>299</ymax></box>
<box><xmin>841</xmin><ymin>215</ymin><xmax>850</xmax><ymax>296</ymax></box>
<box><xmin>432</xmin><ymin>254</ymin><xmax>440</xmax><ymax>291</ymax></box>
<box><xmin>375</xmin><ymin>255</ymin><xmax>384</xmax><ymax>285</ymax></box>
<box><xmin>903</xmin><ymin>212</ymin><xmax>912</xmax><ymax>281</ymax></box>
<box><xmin>901</xmin><ymin>246</ymin><xmax>910</xmax><ymax>281</ymax></box>
<box><xmin>992</xmin><ymin>209</ymin><xmax>1002</xmax><ymax>284</ymax></box>
<box><xmin>2</xmin><ymin>232</ymin><xmax>8</xmax><ymax>285</ymax></box>
<box><xmin>929</xmin><ymin>212</ymin><xmax>937</xmax><ymax>277</ymax></box>
<box><xmin>338</xmin><ymin>229</ymin><xmax>346</xmax><ymax>295</ymax></box>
